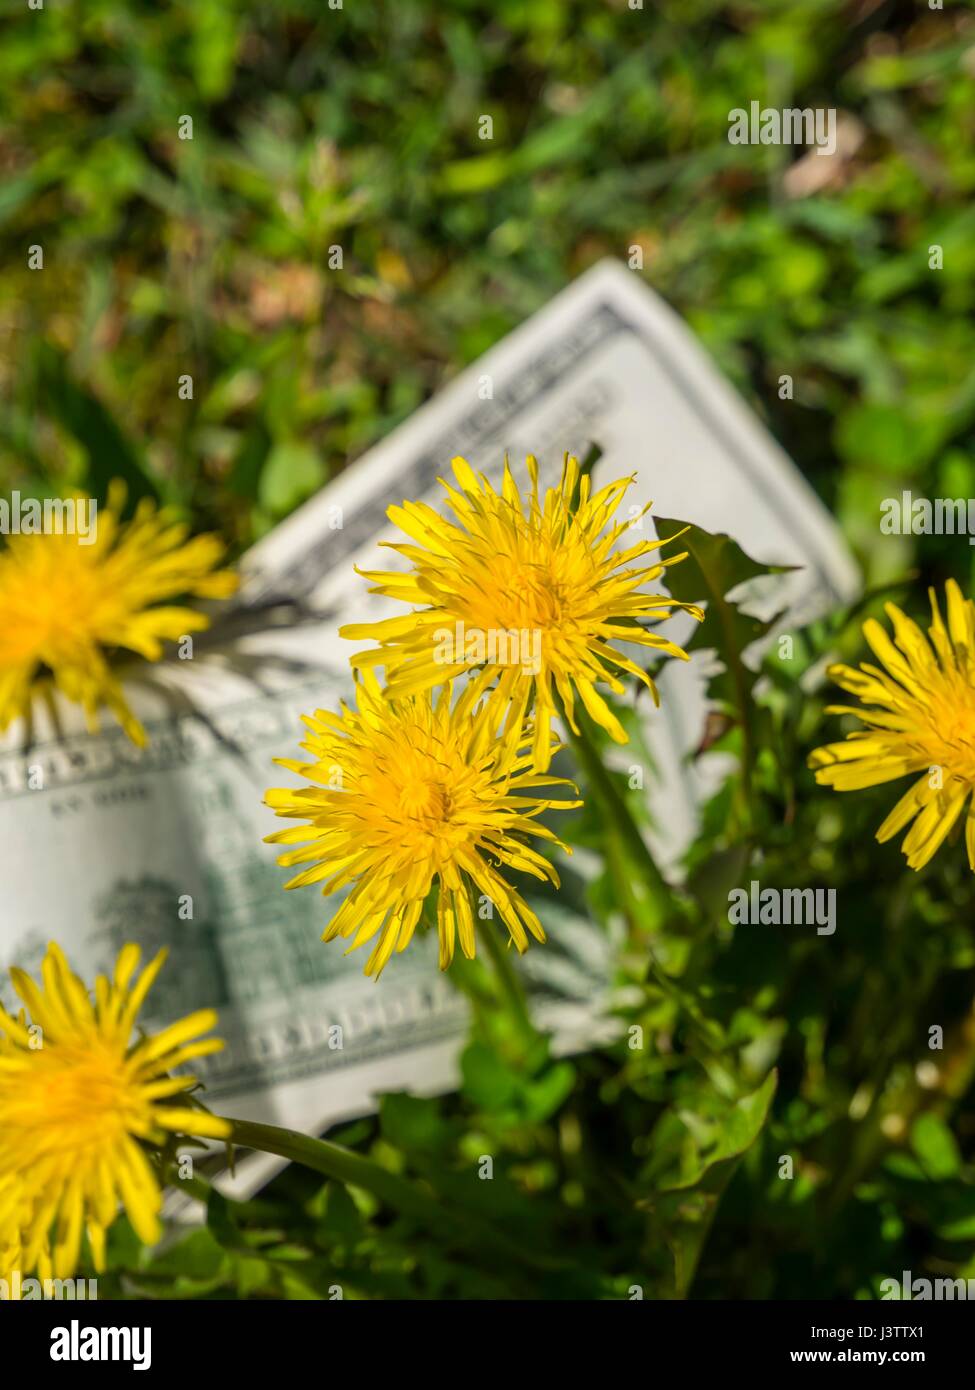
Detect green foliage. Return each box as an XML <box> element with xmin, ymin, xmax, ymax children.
<box><xmin>83</xmin><ymin>516</ymin><xmax>975</xmax><ymax>1302</ymax></box>
<box><xmin>3</xmin><ymin>0</ymin><xmax>974</xmax><ymax>571</ymax></box>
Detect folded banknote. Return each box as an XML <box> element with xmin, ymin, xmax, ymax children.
<box><xmin>0</xmin><ymin>260</ymin><xmax>858</xmax><ymax>1196</ymax></box>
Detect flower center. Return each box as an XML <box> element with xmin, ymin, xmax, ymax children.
<box><xmin>354</xmin><ymin>727</ymin><xmax>482</xmax><ymax>864</ymax></box>
<box><xmin>913</xmin><ymin>680</ymin><xmax>975</xmax><ymax>783</ymax></box>
<box><xmin>496</xmin><ymin>566</ymin><xmax>567</xmax><ymax>630</ymax></box>
<box><xmin>5</xmin><ymin>1045</ymin><xmax>139</xmax><ymax>1151</ymax></box>
<box><xmin>457</xmin><ymin>537</ymin><xmax>597</xmax><ymax>649</ymax></box>
<box><xmin>396</xmin><ymin>777</ymin><xmax>453</xmax><ymax>822</ymax></box>
<box><xmin>1</xmin><ymin>557</ymin><xmax>109</xmax><ymax>664</ymax></box>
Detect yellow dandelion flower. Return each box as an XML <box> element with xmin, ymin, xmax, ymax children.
<box><xmin>0</xmin><ymin>1152</ymin><xmax>24</xmax><ymax>1291</ymax></box>
<box><xmin>265</xmin><ymin>669</ymin><xmax>581</xmax><ymax>976</ymax></box>
<box><xmin>0</xmin><ymin>481</ymin><xmax>238</xmax><ymax>746</ymax></box>
<box><xmin>0</xmin><ymin>1207</ymin><xmax>16</xmax><ymax>1286</ymax></box>
<box><xmin>0</xmin><ymin>1029</ymin><xmax>29</xmax><ymax>1290</ymax></box>
<box><xmin>339</xmin><ymin>453</ymin><xmax>702</xmax><ymax>771</ymax></box>
<box><xmin>0</xmin><ymin>942</ymin><xmax>230</xmax><ymax>1278</ymax></box>
<box><xmin>809</xmin><ymin>580</ymin><xmax>975</xmax><ymax>872</ymax></box>
<box><xmin>0</xmin><ymin>1171</ymin><xmax>51</xmax><ymax>1298</ymax></box>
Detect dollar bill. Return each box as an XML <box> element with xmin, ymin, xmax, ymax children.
<box><xmin>0</xmin><ymin>261</ymin><xmax>858</xmax><ymax>1196</ymax></box>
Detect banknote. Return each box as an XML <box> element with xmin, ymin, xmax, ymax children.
<box><xmin>0</xmin><ymin>260</ymin><xmax>858</xmax><ymax>1196</ymax></box>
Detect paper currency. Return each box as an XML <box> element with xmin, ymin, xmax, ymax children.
<box><xmin>0</xmin><ymin>260</ymin><xmax>858</xmax><ymax>1195</ymax></box>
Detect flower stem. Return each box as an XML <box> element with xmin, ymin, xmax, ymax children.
<box><xmin>223</xmin><ymin>1117</ymin><xmax>557</xmax><ymax>1270</ymax></box>
<box><xmin>558</xmin><ymin>698</ymin><xmax>734</xmax><ymax>1075</ymax></box>
<box><xmin>480</xmin><ymin>918</ymin><xmax>537</xmax><ymax>1041</ymax></box>
<box><xmin>560</xmin><ymin>701</ymin><xmax>672</xmax><ymax>904</ymax></box>
<box><xmin>226</xmin><ymin>1118</ymin><xmax>440</xmax><ymax>1218</ymax></box>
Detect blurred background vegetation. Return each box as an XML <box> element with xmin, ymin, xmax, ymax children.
<box><xmin>3</xmin><ymin>0</ymin><xmax>974</xmax><ymax>584</ymax></box>
<box><xmin>4</xmin><ymin>0</ymin><xmax>975</xmax><ymax>1300</ymax></box>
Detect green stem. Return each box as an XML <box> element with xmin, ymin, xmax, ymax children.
<box><xmin>563</xmin><ymin>701</ymin><xmax>734</xmax><ymax>1083</ymax></box>
<box><xmin>223</xmin><ymin>1117</ymin><xmax>557</xmax><ymax>1271</ymax></box>
<box><xmin>227</xmin><ymin>1118</ymin><xmax>447</xmax><ymax>1222</ymax></box>
<box><xmin>562</xmin><ymin>703</ymin><xmax>672</xmax><ymax>902</ymax></box>
<box><xmin>480</xmin><ymin>919</ymin><xmax>537</xmax><ymax>1042</ymax></box>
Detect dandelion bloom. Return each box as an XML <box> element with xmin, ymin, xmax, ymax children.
<box><xmin>0</xmin><ymin>942</ymin><xmax>229</xmax><ymax>1278</ymax></box>
<box><xmin>0</xmin><ymin>1034</ymin><xmax>29</xmax><ymax>1286</ymax></box>
<box><xmin>0</xmin><ymin>1206</ymin><xmax>16</xmax><ymax>1288</ymax></box>
<box><xmin>339</xmin><ymin>454</ymin><xmax>702</xmax><ymax>771</ymax></box>
<box><xmin>0</xmin><ymin>1172</ymin><xmax>49</xmax><ymax>1296</ymax></box>
<box><xmin>265</xmin><ymin>670</ymin><xmax>580</xmax><ymax>976</ymax></box>
<box><xmin>809</xmin><ymin>581</ymin><xmax>975</xmax><ymax>872</ymax></box>
<box><xmin>0</xmin><ymin>482</ymin><xmax>237</xmax><ymax>746</ymax></box>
